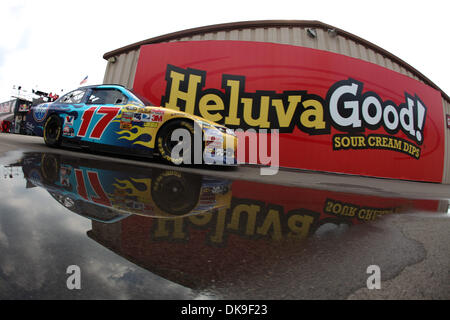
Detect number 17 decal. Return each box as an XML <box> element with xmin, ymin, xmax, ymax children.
<box><xmin>78</xmin><ymin>106</ymin><xmax>119</xmax><ymax>139</ymax></box>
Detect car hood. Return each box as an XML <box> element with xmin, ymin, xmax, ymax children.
<box><xmin>141</xmin><ymin>105</ymin><xmax>228</xmax><ymax>129</ymax></box>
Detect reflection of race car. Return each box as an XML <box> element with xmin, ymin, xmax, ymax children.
<box><xmin>25</xmin><ymin>85</ymin><xmax>237</xmax><ymax>165</ymax></box>
<box><xmin>21</xmin><ymin>152</ymin><xmax>232</xmax><ymax>221</ymax></box>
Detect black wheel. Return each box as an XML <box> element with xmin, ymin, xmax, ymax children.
<box><xmin>43</xmin><ymin>115</ymin><xmax>62</xmax><ymax>147</ymax></box>
<box><xmin>151</xmin><ymin>170</ymin><xmax>202</xmax><ymax>216</ymax></box>
<box><xmin>157</xmin><ymin>120</ymin><xmax>200</xmax><ymax>165</ymax></box>
<box><xmin>40</xmin><ymin>153</ymin><xmax>60</xmax><ymax>185</ymax></box>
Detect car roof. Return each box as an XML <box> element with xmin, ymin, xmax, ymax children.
<box><xmin>77</xmin><ymin>84</ymin><xmax>128</xmax><ymax>90</ymax></box>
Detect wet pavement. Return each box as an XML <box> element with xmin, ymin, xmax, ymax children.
<box><xmin>0</xmin><ymin>146</ymin><xmax>448</xmax><ymax>299</ymax></box>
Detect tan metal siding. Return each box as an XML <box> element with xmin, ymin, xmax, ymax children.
<box><xmin>103</xmin><ymin>25</ymin><xmax>432</xmax><ymax>98</ymax></box>
<box><xmin>103</xmin><ymin>49</ymin><xmax>140</xmax><ymax>88</ymax></box>
<box><xmin>442</xmin><ymin>97</ymin><xmax>450</xmax><ymax>183</ymax></box>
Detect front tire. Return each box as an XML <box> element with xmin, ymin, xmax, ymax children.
<box><xmin>157</xmin><ymin>120</ymin><xmax>199</xmax><ymax>165</ymax></box>
<box><xmin>151</xmin><ymin>170</ymin><xmax>202</xmax><ymax>216</ymax></box>
<box><xmin>43</xmin><ymin>115</ymin><xmax>62</xmax><ymax>147</ymax></box>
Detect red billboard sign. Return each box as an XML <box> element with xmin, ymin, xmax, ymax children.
<box><xmin>133</xmin><ymin>41</ymin><xmax>445</xmax><ymax>182</ymax></box>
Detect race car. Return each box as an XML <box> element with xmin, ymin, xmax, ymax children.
<box><xmin>26</xmin><ymin>85</ymin><xmax>237</xmax><ymax>165</ymax></box>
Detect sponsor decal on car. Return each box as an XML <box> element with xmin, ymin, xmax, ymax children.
<box><xmin>63</xmin><ymin>125</ymin><xmax>75</xmax><ymax>137</ymax></box>
<box><xmin>32</xmin><ymin>104</ymin><xmax>50</xmax><ymax>122</ymax></box>
<box><xmin>124</xmin><ymin>105</ymin><xmax>138</xmax><ymax>112</ymax></box>
<box><xmin>150</xmin><ymin>110</ymin><xmax>164</xmax><ymax>122</ymax></box>
<box><xmin>65</xmin><ymin>116</ymin><xmax>74</xmax><ymax>125</ymax></box>
<box><xmin>120</xmin><ymin>111</ymin><xmax>133</xmax><ymax>130</ymax></box>
<box><xmin>132</xmin><ymin>113</ymin><xmax>144</xmax><ymax>122</ymax></box>
<box><xmin>143</xmin><ymin>122</ymin><xmax>158</xmax><ymax>128</ymax></box>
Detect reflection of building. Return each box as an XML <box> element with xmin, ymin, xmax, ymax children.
<box><xmin>87</xmin><ymin>180</ymin><xmax>447</xmax><ymax>290</ymax></box>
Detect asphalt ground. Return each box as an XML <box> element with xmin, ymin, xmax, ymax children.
<box><xmin>0</xmin><ymin>132</ymin><xmax>448</xmax><ymax>300</ymax></box>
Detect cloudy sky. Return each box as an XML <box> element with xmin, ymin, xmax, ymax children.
<box><xmin>0</xmin><ymin>0</ymin><xmax>448</xmax><ymax>102</ymax></box>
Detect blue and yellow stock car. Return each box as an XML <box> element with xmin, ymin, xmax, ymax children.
<box><xmin>26</xmin><ymin>85</ymin><xmax>237</xmax><ymax>165</ymax></box>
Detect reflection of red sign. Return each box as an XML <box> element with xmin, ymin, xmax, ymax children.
<box><xmin>88</xmin><ymin>179</ymin><xmax>441</xmax><ymax>289</ymax></box>
<box><xmin>133</xmin><ymin>41</ymin><xmax>445</xmax><ymax>182</ymax></box>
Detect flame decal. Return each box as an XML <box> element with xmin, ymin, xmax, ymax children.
<box><xmin>112</xmin><ymin>177</ymin><xmax>151</xmax><ymax>202</ymax></box>
<box><xmin>116</xmin><ymin>125</ymin><xmax>153</xmax><ymax>148</ymax></box>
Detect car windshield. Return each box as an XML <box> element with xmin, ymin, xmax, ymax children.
<box><xmin>55</xmin><ymin>89</ymin><xmax>86</xmax><ymax>104</ymax></box>
<box><xmin>129</xmin><ymin>90</ymin><xmax>153</xmax><ymax>106</ymax></box>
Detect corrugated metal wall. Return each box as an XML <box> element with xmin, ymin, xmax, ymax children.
<box><xmin>103</xmin><ymin>24</ymin><xmax>450</xmax><ymax>183</ymax></box>
<box><xmin>173</xmin><ymin>27</ymin><xmax>422</xmax><ymax>82</ymax></box>
<box><xmin>103</xmin><ymin>26</ymin><xmax>423</xmax><ymax>88</ymax></box>
<box><xmin>103</xmin><ymin>49</ymin><xmax>140</xmax><ymax>88</ymax></box>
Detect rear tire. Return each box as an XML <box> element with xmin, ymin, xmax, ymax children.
<box><xmin>40</xmin><ymin>153</ymin><xmax>60</xmax><ymax>185</ymax></box>
<box><xmin>43</xmin><ymin>115</ymin><xmax>62</xmax><ymax>147</ymax></box>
